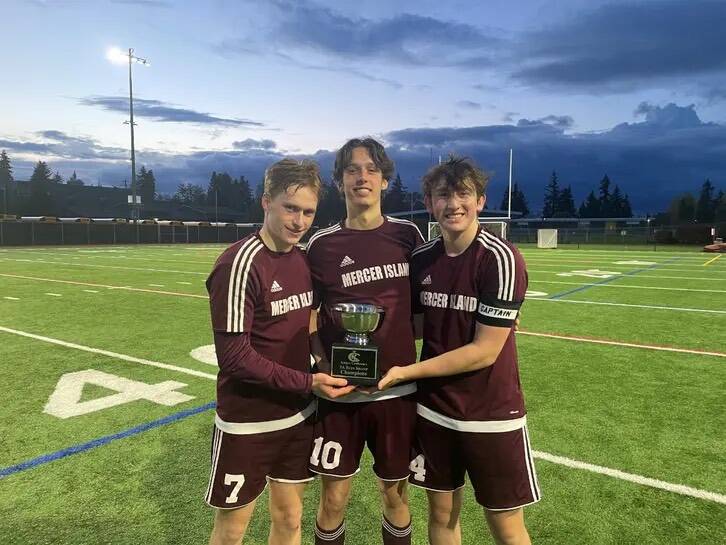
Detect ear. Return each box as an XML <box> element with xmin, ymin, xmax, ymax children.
<box><xmin>381</xmin><ymin>178</ymin><xmax>389</xmax><ymax>191</ymax></box>
<box><xmin>261</xmin><ymin>193</ymin><xmax>271</xmax><ymax>213</ymax></box>
<box><xmin>477</xmin><ymin>195</ymin><xmax>486</xmax><ymax>212</ymax></box>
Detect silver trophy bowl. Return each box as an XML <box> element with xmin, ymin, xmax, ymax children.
<box><xmin>331</xmin><ymin>303</ymin><xmax>384</xmax><ymax>346</ymax></box>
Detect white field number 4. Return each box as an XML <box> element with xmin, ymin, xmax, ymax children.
<box><xmin>224</xmin><ymin>474</ymin><xmax>246</xmax><ymax>503</ymax></box>
<box><xmin>409</xmin><ymin>455</ymin><xmax>426</xmax><ymax>482</ymax></box>
<box><xmin>310</xmin><ymin>437</ymin><xmax>342</xmax><ymax>470</ymax></box>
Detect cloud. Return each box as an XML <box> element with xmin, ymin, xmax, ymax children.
<box><xmin>5</xmin><ymin>104</ymin><xmax>723</xmax><ymax>213</ymax></box>
<box><xmin>456</xmin><ymin>101</ymin><xmax>482</xmax><ymax>110</ymax></box>
<box><xmin>512</xmin><ymin>1</ymin><xmax>726</xmax><ymax>90</ymax></box>
<box><xmin>110</xmin><ymin>0</ymin><xmax>172</xmax><ymax>6</ymax></box>
<box><xmin>217</xmin><ymin>1</ymin><xmax>498</xmax><ymax>70</ymax></box>
<box><xmin>79</xmin><ymin>96</ymin><xmax>264</xmax><ymax>127</ymax></box>
<box><xmin>232</xmin><ymin>138</ymin><xmax>277</xmax><ymax>150</ymax></box>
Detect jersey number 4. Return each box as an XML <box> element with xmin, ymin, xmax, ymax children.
<box><xmin>310</xmin><ymin>437</ymin><xmax>342</xmax><ymax>470</ymax></box>
<box><xmin>409</xmin><ymin>455</ymin><xmax>426</xmax><ymax>482</ymax></box>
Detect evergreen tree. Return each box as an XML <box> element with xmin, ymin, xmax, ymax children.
<box><xmin>30</xmin><ymin>161</ymin><xmax>53</xmax><ymax>184</ymax></box>
<box><xmin>598</xmin><ymin>175</ymin><xmax>612</xmax><ymax>216</ymax></box>
<box><xmin>714</xmin><ymin>190</ymin><xmax>726</xmax><ymax>222</ymax></box>
<box><xmin>512</xmin><ymin>183</ymin><xmax>529</xmax><ymax>217</ymax></box>
<box><xmin>238</xmin><ymin>175</ymin><xmax>253</xmax><ymax>212</ymax></box>
<box><xmin>578</xmin><ymin>190</ymin><xmax>600</xmax><ymax>218</ymax></box>
<box><xmin>609</xmin><ymin>185</ymin><xmax>632</xmax><ymax>217</ymax></box>
<box><xmin>695</xmin><ymin>179</ymin><xmax>716</xmax><ymax>223</ymax></box>
<box><xmin>0</xmin><ymin>150</ymin><xmax>13</xmax><ymax>214</ymax></box>
<box><xmin>67</xmin><ymin>171</ymin><xmax>84</xmax><ymax>186</ymax></box>
<box><xmin>383</xmin><ymin>173</ymin><xmax>408</xmax><ymax>213</ymax></box>
<box><xmin>542</xmin><ymin>171</ymin><xmax>560</xmax><ymax>217</ymax></box>
<box><xmin>137</xmin><ymin>166</ymin><xmax>156</xmax><ymax>204</ymax></box>
<box><xmin>556</xmin><ymin>185</ymin><xmax>576</xmax><ymax>217</ymax></box>
<box><xmin>52</xmin><ymin>171</ymin><xmax>63</xmax><ymax>184</ymax></box>
<box><xmin>669</xmin><ymin>193</ymin><xmax>696</xmax><ymax>223</ymax></box>
<box><xmin>173</xmin><ymin>183</ymin><xmax>206</xmax><ymax>205</ymax></box>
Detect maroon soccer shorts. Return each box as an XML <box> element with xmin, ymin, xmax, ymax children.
<box><xmin>204</xmin><ymin>417</ymin><xmax>314</xmax><ymax>509</ymax></box>
<box><xmin>309</xmin><ymin>395</ymin><xmax>416</xmax><ymax>480</ymax></box>
<box><xmin>408</xmin><ymin>416</ymin><xmax>541</xmax><ymax>510</ymax></box>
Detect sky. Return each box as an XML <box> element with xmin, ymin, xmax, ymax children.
<box><xmin>1</xmin><ymin>0</ymin><xmax>725</xmax><ymax>213</ymax></box>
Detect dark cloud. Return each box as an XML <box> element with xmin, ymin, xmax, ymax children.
<box><xmin>79</xmin><ymin>96</ymin><xmax>263</xmax><ymax>127</ymax></box>
<box><xmin>6</xmin><ymin>104</ymin><xmax>723</xmax><ymax>213</ymax></box>
<box><xmin>383</xmin><ymin>103</ymin><xmax>724</xmax><ymax>212</ymax></box>
<box><xmin>456</xmin><ymin>101</ymin><xmax>482</xmax><ymax>110</ymax></box>
<box><xmin>512</xmin><ymin>1</ymin><xmax>726</xmax><ymax>90</ymax></box>
<box><xmin>232</xmin><ymin>138</ymin><xmax>277</xmax><ymax>150</ymax></box>
<box><xmin>219</xmin><ymin>1</ymin><xmax>497</xmax><ymax>70</ymax></box>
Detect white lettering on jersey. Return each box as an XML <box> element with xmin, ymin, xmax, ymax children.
<box><xmin>477</xmin><ymin>303</ymin><xmax>518</xmax><ymax>320</ymax></box>
<box><xmin>420</xmin><ymin>291</ymin><xmax>477</xmax><ymax>312</ymax></box>
<box><xmin>270</xmin><ymin>290</ymin><xmax>313</xmax><ymax>317</ymax></box>
<box><xmin>340</xmin><ymin>262</ymin><xmax>409</xmax><ymax>288</ymax></box>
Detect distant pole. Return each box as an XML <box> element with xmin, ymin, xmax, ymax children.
<box><xmin>215</xmin><ymin>190</ymin><xmax>219</xmax><ymax>242</ymax></box>
<box><xmin>128</xmin><ymin>48</ymin><xmax>138</xmax><ymax>223</ymax></box>
<box><xmin>507</xmin><ymin>148</ymin><xmax>513</xmax><ymax>219</ymax></box>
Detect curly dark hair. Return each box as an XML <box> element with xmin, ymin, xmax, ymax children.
<box><xmin>421</xmin><ymin>155</ymin><xmax>489</xmax><ymax>198</ymax></box>
<box><xmin>333</xmin><ymin>137</ymin><xmax>395</xmax><ymax>185</ymax></box>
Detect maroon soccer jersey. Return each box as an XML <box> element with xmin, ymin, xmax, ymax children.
<box><xmin>306</xmin><ymin>217</ymin><xmax>424</xmax><ymax>379</ymax></box>
<box><xmin>207</xmin><ymin>233</ymin><xmax>314</xmax><ymax>423</ymax></box>
<box><xmin>411</xmin><ymin>227</ymin><xmax>528</xmax><ymax>422</ymax></box>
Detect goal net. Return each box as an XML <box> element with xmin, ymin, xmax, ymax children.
<box><xmin>537</xmin><ymin>229</ymin><xmax>558</xmax><ymax>248</ymax></box>
<box><xmin>428</xmin><ymin>220</ymin><xmax>508</xmax><ymax>241</ymax></box>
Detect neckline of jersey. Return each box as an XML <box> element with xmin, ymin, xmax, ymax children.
<box><xmin>254</xmin><ymin>230</ymin><xmax>297</xmax><ymax>257</ymax></box>
<box><xmin>440</xmin><ymin>225</ymin><xmax>482</xmax><ymax>259</ymax></box>
<box><xmin>339</xmin><ymin>215</ymin><xmax>388</xmax><ymax>233</ymax></box>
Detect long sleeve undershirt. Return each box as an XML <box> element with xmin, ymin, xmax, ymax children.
<box><xmin>213</xmin><ymin>331</ymin><xmax>313</xmax><ymax>395</ymax></box>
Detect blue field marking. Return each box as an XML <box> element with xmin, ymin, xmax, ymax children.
<box><xmin>0</xmin><ymin>401</ymin><xmax>216</xmax><ymax>479</ymax></box>
<box><xmin>549</xmin><ymin>257</ymin><xmax>683</xmax><ymax>300</ymax></box>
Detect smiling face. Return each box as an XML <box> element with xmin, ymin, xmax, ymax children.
<box><xmin>261</xmin><ymin>184</ymin><xmax>318</xmax><ymax>251</ymax></box>
<box><xmin>340</xmin><ymin>146</ymin><xmax>389</xmax><ymax>211</ymax></box>
<box><xmin>426</xmin><ymin>176</ymin><xmax>485</xmax><ymax>236</ymax></box>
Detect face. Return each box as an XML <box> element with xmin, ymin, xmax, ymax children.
<box><xmin>262</xmin><ymin>184</ymin><xmax>318</xmax><ymax>250</ymax></box>
<box><xmin>340</xmin><ymin>146</ymin><xmax>388</xmax><ymax>209</ymax></box>
<box><xmin>426</xmin><ymin>178</ymin><xmax>485</xmax><ymax>235</ymax></box>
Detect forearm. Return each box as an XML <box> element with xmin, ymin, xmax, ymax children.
<box><xmin>404</xmin><ymin>342</ymin><xmax>498</xmax><ymax>381</ymax></box>
<box><xmin>214</xmin><ymin>332</ymin><xmax>312</xmax><ymax>394</ymax></box>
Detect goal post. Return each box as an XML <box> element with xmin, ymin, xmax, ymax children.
<box><xmin>428</xmin><ymin>219</ymin><xmax>508</xmax><ymax>241</ymax></box>
<box><xmin>537</xmin><ymin>229</ymin><xmax>558</xmax><ymax>248</ymax></box>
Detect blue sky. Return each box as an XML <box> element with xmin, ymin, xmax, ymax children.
<box><xmin>1</xmin><ymin>0</ymin><xmax>725</xmax><ymax>213</ymax></box>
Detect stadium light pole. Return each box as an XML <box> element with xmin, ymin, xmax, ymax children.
<box><xmin>107</xmin><ymin>47</ymin><xmax>150</xmax><ymax>225</ymax></box>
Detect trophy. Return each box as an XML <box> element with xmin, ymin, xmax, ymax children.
<box><xmin>330</xmin><ymin>303</ymin><xmax>384</xmax><ymax>386</ymax></box>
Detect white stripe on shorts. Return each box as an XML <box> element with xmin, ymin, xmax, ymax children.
<box><xmin>214</xmin><ymin>400</ymin><xmax>316</xmax><ymax>435</ymax></box>
<box><xmin>204</xmin><ymin>426</ymin><xmax>223</xmax><ymax>504</ymax></box>
<box><xmin>417</xmin><ymin>403</ymin><xmax>526</xmax><ymax>433</ymax></box>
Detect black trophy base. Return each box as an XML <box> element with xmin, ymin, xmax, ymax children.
<box><xmin>331</xmin><ymin>343</ymin><xmax>379</xmax><ymax>386</ymax></box>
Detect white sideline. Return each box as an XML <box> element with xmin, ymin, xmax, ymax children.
<box><xmin>2</xmin><ymin>324</ymin><xmax>725</xmax><ymax>504</ymax></box>
<box><xmin>518</xmin><ymin>331</ymin><xmax>726</xmax><ymax>358</ymax></box>
<box><xmin>529</xmin><ymin>270</ymin><xmax>725</xmax><ymax>282</ymax></box>
<box><xmin>533</xmin><ymin>451</ymin><xmax>726</xmax><ymax>505</ymax></box>
<box><xmin>530</xmin><ymin>298</ymin><xmax>726</xmax><ymax>314</ymax></box>
<box><xmin>0</xmin><ymin>273</ymin><xmax>208</xmax><ymax>299</ymax></box>
<box><xmin>531</xmin><ymin>279</ymin><xmax>726</xmax><ymax>293</ymax></box>
<box><xmin>0</xmin><ymin>326</ymin><xmax>216</xmax><ymax>381</ymax></box>
<box><xmin>0</xmin><ymin>257</ymin><xmax>207</xmax><ymax>276</ymax></box>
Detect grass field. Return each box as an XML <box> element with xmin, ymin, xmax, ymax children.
<box><xmin>1</xmin><ymin>243</ymin><xmax>725</xmax><ymax>544</ymax></box>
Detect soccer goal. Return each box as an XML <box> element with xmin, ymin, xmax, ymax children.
<box><xmin>428</xmin><ymin>220</ymin><xmax>508</xmax><ymax>241</ymax></box>
<box><xmin>537</xmin><ymin>229</ymin><xmax>558</xmax><ymax>248</ymax></box>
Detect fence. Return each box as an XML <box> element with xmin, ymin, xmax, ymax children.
<box><xmin>0</xmin><ymin>220</ymin><xmax>260</xmax><ymax>246</ymax></box>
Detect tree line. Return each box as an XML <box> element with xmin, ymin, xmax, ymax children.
<box><xmin>1</xmin><ymin>150</ymin><xmax>724</xmax><ymax>223</ymax></box>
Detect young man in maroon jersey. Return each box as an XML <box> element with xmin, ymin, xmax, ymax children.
<box><xmin>205</xmin><ymin>158</ymin><xmax>354</xmax><ymax>545</ymax></box>
<box><xmin>379</xmin><ymin>157</ymin><xmax>540</xmax><ymax>545</ymax></box>
<box><xmin>306</xmin><ymin>138</ymin><xmax>424</xmax><ymax>545</ymax></box>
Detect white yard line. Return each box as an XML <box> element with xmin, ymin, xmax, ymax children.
<box><xmin>704</xmin><ymin>254</ymin><xmax>722</xmax><ymax>266</ymax></box>
<box><xmin>529</xmin><ymin>270</ymin><xmax>724</xmax><ymax>282</ymax></box>
<box><xmin>0</xmin><ymin>273</ymin><xmax>208</xmax><ymax>299</ymax></box>
<box><xmin>3</xmin><ymin>296</ymin><xmax>20</xmax><ymax>301</ymax></box>
<box><xmin>45</xmin><ymin>293</ymin><xmax>62</xmax><ymax>297</ymax></box>
<box><xmin>518</xmin><ymin>331</ymin><xmax>725</xmax><ymax>358</ymax></box>
<box><xmin>529</xmin><ymin>298</ymin><xmax>726</xmax><ymax>314</ymax></box>
<box><xmin>533</xmin><ymin>451</ymin><xmax>726</xmax><ymax>505</ymax></box>
<box><xmin>0</xmin><ymin>326</ymin><xmax>216</xmax><ymax>381</ymax></box>
<box><xmin>0</xmin><ymin>257</ymin><xmax>207</xmax><ymax>275</ymax></box>
<box><xmin>83</xmin><ymin>290</ymin><xmax>99</xmax><ymax>293</ymax></box>
<box><xmin>530</xmin><ymin>280</ymin><xmax>726</xmax><ymax>293</ymax></box>
<box><xmin>149</xmin><ymin>284</ymin><xmax>165</xmax><ymax>287</ymax></box>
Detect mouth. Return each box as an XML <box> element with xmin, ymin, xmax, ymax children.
<box><xmin>352</xmin><ymin>187</ymin><xmax>372</xmax><ymax>196</ymax></box>
<box><xmin>443</xmin><ymin>212</ymin><xmax>465</xmax><ymax>220</ymax></box>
